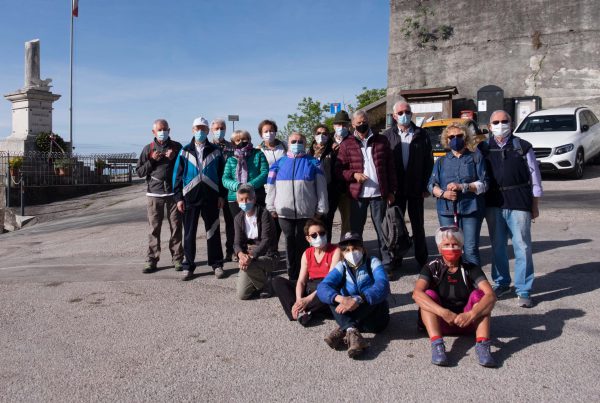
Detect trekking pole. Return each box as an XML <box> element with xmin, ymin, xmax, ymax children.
<box><xmin>453</xmin><ymin>200</ymin><xmax>458</xmax><ymax>228</ymax></box>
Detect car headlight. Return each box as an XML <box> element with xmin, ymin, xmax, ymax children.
<box><xmin>554</xmin><ymin>144</ymin><xmax>574</xmax><ymax>155</ymax></box>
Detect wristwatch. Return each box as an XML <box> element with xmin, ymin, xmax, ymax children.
<box><xmin>353</xmin><ymin>296</ymin><xmax>363</xmax><ymax>305</ymax></box>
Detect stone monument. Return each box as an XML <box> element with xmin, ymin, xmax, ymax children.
<box><xmin>0</xmin><ymin>39</ymin><xmax>61</xmax><ymax>153</ymax></box>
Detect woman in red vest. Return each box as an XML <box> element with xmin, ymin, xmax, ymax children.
<box><xmin>272</xmin><ymin>218</ymin><xmax>341</xmax><ymax>326</ymax></box>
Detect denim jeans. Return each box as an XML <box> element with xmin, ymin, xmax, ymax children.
<box><xmin>349</xmin><ymin>197</ymin><xmax>391</xmax><ymax>267</ymax></box>
<box><xmin>438</xmin><ymin>211</ymin><xmax>483</xmax><ymax>267</ymax></box>
<box><xmin>485</xmin><ymin>207</ymin><xmax>534</xmax><ymax>297</ymax></box>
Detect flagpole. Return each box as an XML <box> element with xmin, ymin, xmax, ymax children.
<box><xmin>69</xmin><ymin>1</ymin><xmax>74</xmax><ymax>151</ymax></box>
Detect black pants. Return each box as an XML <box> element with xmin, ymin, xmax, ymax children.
<box><xmin>272</xmin><ymin>277</ymin><xmax>329</xmax><ymax>321</ymax></box>
<box><xmin>278</xmin><ymin>218</ymin><xmax>308</xmax><ymax>281</ymax></box>
<box><xmin>324</xmin><ymin>185</ymin><xmax>339</xmax><ymax>244</ymax></box>
<box><xmin>228</xmin><ymin>201</ymin><xmax>242</xmax><ymax>219</ymax></box>
<box><xmin>330</xmin><ymin>300</ymin><xmax>390</xmax><ymax>332</ymax></box>
<box><xmin>183</xmin><ymin>203</ymin><xmax>223</xmax><ymax>271</ymax></box>
<box><xmin>223</xmin><ymin>201</ymin><xmax>235</xmax><ymax>255</ymax></box>
<box><xmin>349</xmin><ymin>197</ymin><xmax>391</xmax><ymax>267</ymax></box>
<box><xmin>395</xmin><ymin>195</ymin><xmax>428</xmax><ymax>266</ymax></box>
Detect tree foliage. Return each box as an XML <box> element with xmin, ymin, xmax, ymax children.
<box><xmin>355</xmin><ymin>87</ymin><xmax>387</xmax><ymax>110</ymax></box>
<box><xmin>282</xmin><ymin>97</ymin><xmax>329</xmax><ymax>144</ymax></box>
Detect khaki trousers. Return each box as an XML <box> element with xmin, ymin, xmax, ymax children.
<box><xmin>147</xmin><ymin>196</ymin><xmax>183</xmax><ymax>263</ymax></box>
<box><xmin>236</xmin><ymin>256</ymin><xmax>274</xmax><ymax>300</ymax></box>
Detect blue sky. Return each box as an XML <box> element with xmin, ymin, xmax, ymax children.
<box><xmin>0</xmin><ymin>1</ymin><xmax>389</xmax><ymax>154</ymax></box>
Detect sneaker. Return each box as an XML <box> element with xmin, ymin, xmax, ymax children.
<box><xmin>324</xmin><ymin>327</ymin><xmax>346</xmax><ymax>350</ymax></box>
<box><xmin>231</xmin><ymin>253</ymin><xmax>239</xmax><ymax>262</ymax></box>
<box><xmin>493</xmin><ymin>284</ymin><xmax>512</xmax><ymax>298</ymax></box>
<box><xmin>142</xmin><ymin>262</ymin><xmax>156</xmax><ymax>274</ymax></box>
<box><xmin>214</xmin><ymin>267</ymin><xmax>225</xmax><ymax>279</ymax></box>
<box><xmin>431</xmin><ymin>339</ymin><xmax>448</xmax><ymax>366</ymax></box>
<box><xmin>475</xmin><ymin>340</ymin><xmax>496</xmax><ymax>367</ymax></box>
<box><xmin>297</xmin><ymin>311</ymin><xmax>312</xmax><ymax>327</ymax></box>
<box><xmin>182</xmin><ymin>270</ymin><xmax>194</xmax><ymax>281</ymax></box>
<box><xmin>345</xmin><ymin>328</ymin><xmax>369</xmax><ymax>358</ymax></box>
<box><xmin>173</xmin><ymin>261</ymin><xmax>183</xmax><ymax>272</ymax></box>
<box><xmin>259</xmin><ymin>275</ymin><xmax>272</xmax><ymax>298</ymax></box>
<box><xmin>517</xmin><ymin>295</ymin><xmax>533</xmax><ymax>308</ymax></box>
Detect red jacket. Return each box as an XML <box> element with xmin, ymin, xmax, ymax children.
<box><xmin>335</xmin><ymin>131</ymin><xmax>397</xmax><ymax>200</ymax></box>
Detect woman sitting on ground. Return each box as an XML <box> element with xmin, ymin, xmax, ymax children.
<box><xmin>317</xmin><ymin>232</ymin><xmax>390</xmax><ymax>359</ymax></box>
<box><xmin>412</xmin><ymin>226</ymin><xmax>497</xmax><ymax>367</ymax></box>
<box><xmin>272</xmin><ymin>219</ymin><xmax>341</xmax><ymax>326</ymax></box>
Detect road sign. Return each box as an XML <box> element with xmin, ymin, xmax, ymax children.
<box><xmin>228</xmin><ymin>115</ymin><xmax>239</xmax><ymax>122</ymax></box>
<box><xmin>330</xmin><ymin>103</ymin><xmax>341</xmax><ymax>115</ymax></box>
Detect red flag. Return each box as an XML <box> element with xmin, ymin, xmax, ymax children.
<box><xmin>72</xmin><ymin>0</ymin><xmax>78</xmax><ymax>17</ymax></box>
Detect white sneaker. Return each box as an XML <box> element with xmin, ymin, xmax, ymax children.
<box><xmin>517</xmin><ymin>295</ymin><xmax>533</xmax><ymax>308</ymax></box>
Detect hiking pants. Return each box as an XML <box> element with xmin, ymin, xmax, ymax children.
<box><xmin>146</xmin><ymin>196</ymin><xmax>183</xmax><ymax>264</ymax></box>
<box><xmin>182</xmin><ymin>203</ymin><xmax>223</xmax><ymax>271</ymax></box>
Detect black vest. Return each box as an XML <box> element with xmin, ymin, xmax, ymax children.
<box><xmin>482</xmin><ymin>136</ymin><xmax>533</xmax><ymax>211</ymax></box>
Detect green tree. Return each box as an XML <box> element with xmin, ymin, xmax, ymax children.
<box><xmin>355</xmin><ymin>87</ymin><xmax>387</xmax><ymax>109</ymax></box>
<box><xmin>282</xmin><ymin>97</ymin><xmax>329</xmax><ymax>144</ymax></box>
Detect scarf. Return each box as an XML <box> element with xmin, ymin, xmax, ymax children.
<box><xmin>234</xmin><ymin>143</ymin><xmax>254</xmax><ymax>183</ymax></box>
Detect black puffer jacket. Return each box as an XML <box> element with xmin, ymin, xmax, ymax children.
<box><xmin>136</xmin><ymin>138</ymin><xmax>182</xmax><ymax>195</ymax></box>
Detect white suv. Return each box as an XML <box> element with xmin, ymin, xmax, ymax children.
<box><xmin>514</xmin><ymin>107</ymin><xmax>600</xmax><ymax>179</ymax></box>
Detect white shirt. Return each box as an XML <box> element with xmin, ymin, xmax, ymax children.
<box><xmin>358</xmin><ymin>131</ymin><xmax>381</xmax><ymax>198</ymax></box>
<box><xmin>195</xmin><ymin>141</ymin><xmax>206</xmax><ymax>160</ymax></box>
<box><xmin>244</xmin><ymin>213</ymin><xmax>258</xmax><ymax>240</ymax></box>
<box><xmin>399</xmin><ymin>126</ymin><xmax>414</xmax><ymax>170</ymax></box>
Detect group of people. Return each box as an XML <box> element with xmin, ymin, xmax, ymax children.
<box><xmin>135</xmin><ymin>99</ymin><xmax>542</xmax><ymax>365</ymax></box>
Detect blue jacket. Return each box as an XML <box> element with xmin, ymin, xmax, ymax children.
<box><xmin>173</xmin><ymin>138</ymin><xmax>226</xmax><ymax>206</ymax></box>
<box><xmin>317</xmin><ymin>256</ymin><xmax>390</xmax><ymax>306</ymax></box>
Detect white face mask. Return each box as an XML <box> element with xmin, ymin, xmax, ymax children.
<box><xmin>344</xmin><ymin>250</ymin><xmax>363</xmax><ymax>267</ymax></box>
<box><xmin>491</xmin><ymin>123</ymin><xmax>511</xmax><ymax>139</ymax></box>
<box><xmin>310</xmin><ymin>235</ymin><xmax>327</xmax><ymax>248</ymax></box>
<box><xmin>315</xmin><ymin>135</ymin><xmax>328</xmax><ymax>145</ymax></box>
<box><xmin>262</xmin><ymin>132</ymin><xmax>276</xmax><ymax>143</ymax></box>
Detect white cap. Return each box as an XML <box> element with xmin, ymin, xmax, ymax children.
<box><xmin>192</xmin><ymin>117</ymin><xmax>209</xmax><ymax>127</ymax></box>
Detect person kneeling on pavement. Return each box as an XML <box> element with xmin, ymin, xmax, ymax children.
<box><xmin>234</xmin><ymin>184</ymin><xmax>276</xmax><ymax>300</ymax></box>
<box><xmin>316</xmin><ymin>232</ymin><xmax>390</xmax><ymax>358</ymax></box>
<box><xmin>412</xmin><ymin>226</ymin><xmax>497</xmax><ymax>367</ymax></box>
<box><xmin>272</xmin><ymin>218</ymin><xmax>341</xmax><ymax>326</ymax></box>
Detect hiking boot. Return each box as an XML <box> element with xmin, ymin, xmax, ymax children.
<box><xmin>431</xmin><ymin>339</ymin><xmax>448</xmax><ymax>366</ymax></box>
<box><xmin>182</xmin><ymin>270</ymin><xmax>194</xmax><ymax>281</ymax></box>
<box><xmin>259</xmin><ymin>275</ymin><xmax>272</xmax><ymax>298</ymax></box>
<box><xmin>173</xmin><ymin>261</ymin><xmax>183</xmax><ymax>272</ymax></box>
<box><xmin>475</xmin><ymin>340</ymin><xmax>496</xmax><ymax>367</ymax></box>
<box><xmin>517</xmin><ymin>295</ymin><xmax>533</xmax><ymax>308</ymax></box>
<box><xmin>345</xmin><ymin>329</ymin><xmax>369</xmax><ymax>358</ymax></box>
<box><xmin>142</xmin><ymin>262</ymin><xmax>156</xmax><ymax>274</ymax></box>
<box><xmin>297</xmin><ymin>311</ymin><xmax>312</xmax><ymax>327</ymax></box>
<box><xmin>214</xmin><ymin>266</ymin><xmax>225</xmax><ymax>279</ymax></box>
<box><xmin>493</xmin><ymin>284</ymin><xmax>512</xmax><ymax>298</ymax></box>
<box><xmin>324</xmin><ymin>327</ymin><xmax>346</xmax><ymax>350</ymax></box>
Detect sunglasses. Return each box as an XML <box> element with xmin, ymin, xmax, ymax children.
<box><xmin>308</xmin><ymin>231</ymin><xmax>326</xmax><ymax>239</ymax></box>
<box><xmin>396</xmin><ymin>111</ymin><xmax>411</xmax><ymax>116</ymax></box>
<box><xmin>290</xmin><ymin>140</ymin><xmax>304</xmax><ymax>144</ymax></box>
<box><xmin>491</xmin><ymin>120</ymin><xmax>510</xmax><ymax>125</ymax></box>
<box><xmin>447</xmin><ymin>134</ymin><xmax>464</xmax><ymax>140</ymax></box>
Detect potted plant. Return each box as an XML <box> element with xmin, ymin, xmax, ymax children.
<box><xmin>8</xmin><ymin>156</ymin><xmax>23</xmax><ymax>177</ymax></box>
<box><xmin>94</xmin><ymin>159</ymin><xmax>107</xmax><ymax>175</ymax></box>
<box><xmin>53</xmin><ymin>157</ymin><xmax>72</xmax><ymax>176</ymax></box>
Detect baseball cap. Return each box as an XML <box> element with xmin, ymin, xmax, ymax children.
<box><xmin>338</xmin><ymin>231</ymin><xmax>363</xmax><ymax>246</ymax></box>
<box><xmin>192</xmin><ymin>117</ymin><xmax>209</xmax><ymax>127</ymax></box>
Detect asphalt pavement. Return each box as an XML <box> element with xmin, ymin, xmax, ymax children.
<box><xmin>0</xmin><ymin>166</ymin><xmax>599</xmax><ymax>401</ymax></box>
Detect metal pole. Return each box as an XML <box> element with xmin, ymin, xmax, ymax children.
<box><xmin>6</xmin><ymin>152</ymin><xmax>10</xmax><ymax>208</ymax></box>
<box><xmin>20</xmin><ymin>178</ymin><xmax>24</xmax><ymax>216</ymax></box>
<box><xmin>69</xmin><ymin>4</ymin><xmax>74</xmax><ymax>151</ymax></box>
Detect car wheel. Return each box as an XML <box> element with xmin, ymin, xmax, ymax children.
<box><xmin>569</xmin><ymin>149</ymin><xmax>584</xmax><ymax>179</ymax></box>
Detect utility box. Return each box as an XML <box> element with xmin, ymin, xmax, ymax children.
<box><xmin>477</xmin><ymin>85</ymin><xmax>504</xmax><ymax>126</ymax></box>
<box><xmin>514</xmin><ymin>96</ymin><xmax>542</xmax><ymax>127</ymax></box>
<box><xmin>400</xmin><ymin>86</ymin><xmax>458</xmax><ymax>124</ymax></box>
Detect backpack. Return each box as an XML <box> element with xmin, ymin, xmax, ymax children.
<box><xmin>381</xmin><ymin>205</ymin><xmax>412</xmax><ymax>259</ymax></box>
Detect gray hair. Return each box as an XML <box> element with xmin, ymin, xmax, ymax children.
<box><xmin>236</xmin><ymin>184</ymin><xmax>256</xmax><ymax>199</ymax></box>
<box><xmin>211</xmin><ymin>118</ymin><xmax>226</xmax><ymax>128</ymax></box>
<box><xmin>489</xmin><ymin>110</ymin><xmax>512</xmax><ymax>123</ymax></box>
<box><xmin>352</xmin><ymin>110</ymin><xmax>369</xmax><ymax>122</ymax></box>
<box><xmin>231</xmin><ymin>129</ymin><xmax>251</xmax><ymax>143</ymax></box>
<box><xmin>392</xmin><ymin>98</ymin><xmax>410</xmax><ymax>113</ymax></box>
<box><xmin>435</xmin><ymin>226</ymin><xmax>464</xmax><ymax>247</ymax></box>
<box><xmin>153</xmin><ymin>118</ymin><xmax>169</xmax><ymax>129</ymax></box>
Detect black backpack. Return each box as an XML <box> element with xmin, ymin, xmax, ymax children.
<box><xmin>381</xmin><ymin>205</ymin><xmax>412</xmax><ymax>259</ymax></box>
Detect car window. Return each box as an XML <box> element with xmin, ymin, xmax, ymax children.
<box><xmin>588</xmin><ymin>111</ymin><xmax>599</xmax><ymax>126</ymax></box>
<box><xmin>579</xmin><ymin>111</ymin><xmax>590</xmax><ymax>128</ymax></box>
<box><xmin>424</xmin><ymin>126</ymin><xmax>444</xmax><ymax>147</ymax></box>
<box><xmin>516</xmin><ymin>115</ymin><xmax>577</xmax><ymax>132</ymax></box>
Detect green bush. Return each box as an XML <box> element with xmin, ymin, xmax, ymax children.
<box><xmin>36</xmin><ymin>132</ymin><xmax>67</xmax><ymax>153</ymax></box>
<box><xmin>53</xmin><ymin>158</ymin><xmax>72</xmax><ymax>169</ymax></box>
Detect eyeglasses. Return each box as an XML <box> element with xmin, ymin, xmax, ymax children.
<box><xmin>395</xmin><ymin>111</ymin><xmax>411</xmax><ymax>116</ymax></box>
<box><xmin>290</xmin><ymin>140</ymin><xmax>304</xmax><ymax>144</ymax></box>
<box><xmin>491</xmin><ymin>120</ymin><xmax>510</xmax><ymax>125</ymax></box>
<box><xmin>308</xmin><ymin>231</ymin><xmax>326</xmax><ymax>239</ymax></box>
<box><xmin>447</xmin><ymin>134</ymin><xmax>464</xmax><ymax>140</ymax></box>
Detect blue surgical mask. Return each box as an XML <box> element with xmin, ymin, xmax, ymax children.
<box><xmin>156</xmin><ymin>130</ymin><xmax>169</xmax><ymax>141</ymax></box>
<box><xmin>449</xmin><ymin>136</ymin><xmax>465</xmax><ymax>152</ymax></box>
<box><xmin>213</xmin><ymin>129</ymin><xmax>225</xmax><ymax>141</ymax></box>
<box><xmin>334</xmin><ymin>127</ymin><xmax>349</xmax><ymax>138</ymax></box>
<box><xmin>290</xmin><ymin>143</ymin><xmax>305</xmax><ymax>154</ymax></box>
<box><xmin>239</xmin><ymin>202</ymin><xmax>254</xmax><ymax>212</ymax></box>
<box><xmin>194</xmin><ymin>130</ymin><xmax>208</xmax><ymax>142</ymax></box>
<box><xmin>398</xmin><ymin>113</ymin><xmax>412</xmax><ymax>126</ymax></box>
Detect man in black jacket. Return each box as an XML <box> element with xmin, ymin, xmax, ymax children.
<box><xmin>136</xmin><ymin>118</ymin><xmax>183</xmax><ymax>273</ymax></box>
<box><xmin>383</xmin><ymin>99</ymin><xmax>434</xmax><ymax>271</ymax></box>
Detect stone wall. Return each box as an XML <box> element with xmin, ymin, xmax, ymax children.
<box><xmin>388</xmin><ymin>0</ymin><xmax>600</xmax><ymax>114</ymax></box>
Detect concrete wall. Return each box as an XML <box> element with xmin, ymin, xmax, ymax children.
<box><xmin>388</xmin><ymin>0</ymin><xmax>600</xmax><ymax>115</ymax></box>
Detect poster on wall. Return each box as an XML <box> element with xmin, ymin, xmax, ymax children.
<box><xmin>478</xmin><ymin>100</ymin><xmax>487</xmax><ymax>112</ymax></box>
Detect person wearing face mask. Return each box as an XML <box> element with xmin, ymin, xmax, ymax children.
<box><xmin>136</xmin><ymin>118</ymin><xmax>183</xmax><ymax>273</ymax></box>
<box><xmin>477</xmin><ymin>110</ymin><xmax>543</xmax><ymax>308</ymax></box>
<box><xmin>233</xmin><ymin>184</ymin><xmax>277</xmax><ymax>300</ymax></box>
<box><xmin>173</xmin><ymin>116</ymin><xmax>227</xmax><ymax>281</ymax></box>
<box><xmin>316</xmin><ymin>232</ymin><xmax>390</xmax><ymax>359</ymax></box>
<box><xmin>272</xmin><ymin>219</ymin><xmax>341</xmax><ymax>325</ymax></box>
<box><xmin>222</xmin><ymin>130</ymin><xmax>269</xmax><ymax>219</ymax></box>
<box><xmin>428</xmin><ymin>123</ymin><xmax>488</xmax><ymax>266</ymax></box>
<box><xmin>210</xmin><ymin>119</ymin><xmax>237</xmax><ymax>262</ymax></box>
<box><xmin>335</xmin><ymin>110</ymin><xmax>397</xmax><ymax>274</ymax></box>
<box><xmin>266</xmin><ymin>132</ymin><xmax>328</xmax><ymax>281</ymax></box>
<box><xmin>413</xmin><ymin>226</ymin><xmax>497</xmax><ymax>367</ymax></box>
<box><xmin>383</xmin><ymin>99</ymin><xmax>433</xmax><ymax>274</ymax></box>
